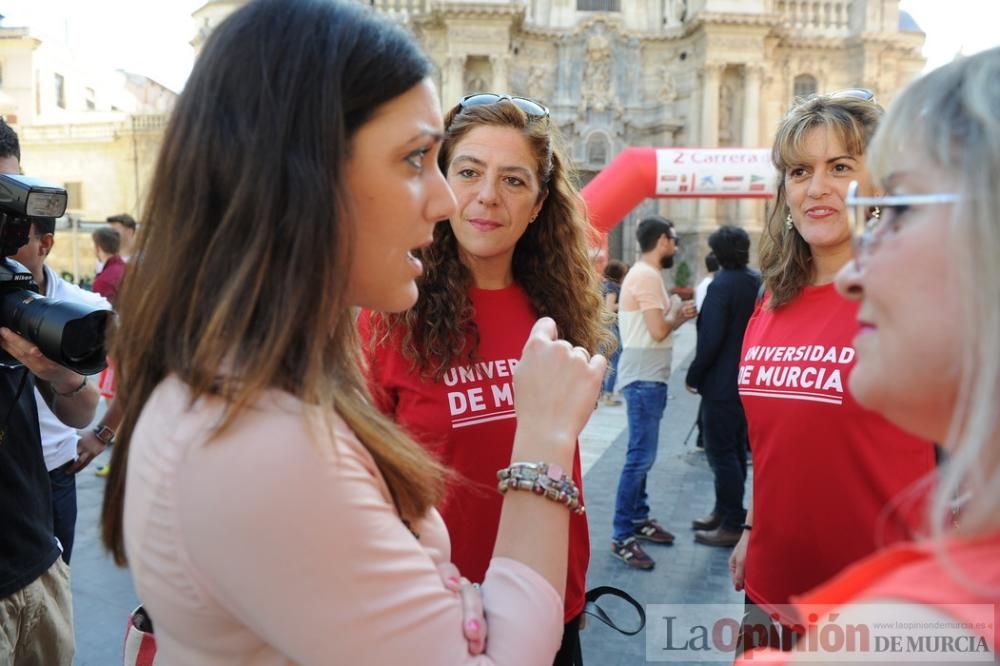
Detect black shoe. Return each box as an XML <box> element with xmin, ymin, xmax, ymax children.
<box><xmin>691</xmin><ymin>512</ymin><xmax>721</xmax><ymax>531</ymax></box>
<box><xmin>694</xmin><ymin>527</ymin><xmax>742</xmax><ymax>547</ymax></box>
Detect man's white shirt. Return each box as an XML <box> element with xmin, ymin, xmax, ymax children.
<box><xmin>36</xmin><ymin>264</ymin><xmax>111</xmax><ymax>471</ymax></box>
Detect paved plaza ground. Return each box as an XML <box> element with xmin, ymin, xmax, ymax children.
<box><xmin>71</xmin><ymin>324</ymin><xmax>744</xmax><ymax>664</ymax></box>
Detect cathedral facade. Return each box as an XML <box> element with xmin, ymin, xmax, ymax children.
<box><xmin>199</xmin><ymin>0</ymin><xmax>929</xmax><ymax>267</ymax></box>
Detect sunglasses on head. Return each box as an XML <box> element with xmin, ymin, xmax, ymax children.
<box><xmin>828</xmin><ymin>88</ymin><xmax>877</xmax><ymax>104</ymax></box>
<box><xmin>458</xmin><ymin>93</ymin><xmax>550</xmax><ymax>120</ymax></box>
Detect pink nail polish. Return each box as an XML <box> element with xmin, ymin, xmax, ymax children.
<box><xmin>466</xmin><ymin>619</ymin><xmax>481</xmax><ymax>634</ymax></box>
<box><xmin>447</xmin><ymin>576</ymin><xmax>460</xmax><ymax>587</ymax></box>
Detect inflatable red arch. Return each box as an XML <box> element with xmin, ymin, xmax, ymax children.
<box><xmin>580</xmin><ymin>147</ymin><xmax>776</xmax><ymax>260</ymax></box>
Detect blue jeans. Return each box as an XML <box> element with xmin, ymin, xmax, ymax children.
<box><xmin>49</xmin><ymin>466</ymin><xmax>77</xmax><ymax>564</ymax></box>
<box><xmin>612</xmin><ymin>381</ymin><xmax>668</xmax><ymax>542</ymax></box>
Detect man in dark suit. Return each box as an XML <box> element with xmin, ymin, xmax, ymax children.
<box><xmin>685</xmin><ymin>226</ymin><xmax>761</xmax><ymax>547</ymax></box>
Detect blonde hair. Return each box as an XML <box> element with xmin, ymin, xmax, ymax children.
<box><xmin>760</xmin><ymin>95</ymin><xmax>883</xmax><ymax>308</ymax></box>
<box><xmin>868</xmin><ymin>47</ymin><xmax>1000</xmax><ymax>540</ymax></box>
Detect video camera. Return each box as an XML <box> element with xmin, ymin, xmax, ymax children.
<box><xmin>0</xmin><ymin>174</ymin><xmax>111</xmax><ymax>375</ymax></box>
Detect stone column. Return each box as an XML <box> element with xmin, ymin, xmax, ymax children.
<box><xmin>740</xmin><ymin>64</ymin><xmax>763</xmax><ymax>228</ymax></box>
<box><xmin>489</xmin><ymin>54</ymin><xmax>509</xmax><ymax>93</ymax></box>
<box><xmin>443</xmin><ymin>55</ymin><xmax>466</xmax><ymax>110</ymax></box>
<box><xmin>697</xmin><ymin>62</ymin><xmax>723</xmax><ymax>228</ymax></box>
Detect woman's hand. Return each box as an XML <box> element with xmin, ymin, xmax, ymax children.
<box><xmin>730</xmin><ymin>530</ymin><xmax>750</xmax><ymax>592</ymax></box>
<box><xmin>512</xmin><ymin>318</ymin><xmax>607</xmax><ymax>461</ymax></box>
<box><xmin>438</xmin><ymin>562</ymin><xmax>487</xmax><ymax>655</ymax></box>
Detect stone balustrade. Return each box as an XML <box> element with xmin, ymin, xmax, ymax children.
<box><xmin>776</xmin><ymin>0</ymin><xmax>852</xmax><ymax>34</ymax></box>
<box><xmin>369</xmin><ymin>0</ymin><xmax>431</xmax><ymax>21</ymax></box>
<box><xmin>21</xmin><ymin>114</ymin><xmax>170</xmax><ymax>143</ymax></box>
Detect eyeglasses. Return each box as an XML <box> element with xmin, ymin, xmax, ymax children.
<box><xmin>829</xmin><ymin>88</ymin><xmax>877</xmax><ymax>104</ymax></box>
<box><xmin>846</xmin><ymin>180</ymin><xmax>960</xmax><ymax>268</ymax></box>
<box><xmin>458</xmin><ymin>93</ymin><xmax>550</xmax><ymax>120</ymax></box>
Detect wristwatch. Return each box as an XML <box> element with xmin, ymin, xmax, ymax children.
<box><xmin>93</xmin><ymin>424</ymin><xmax>116</xmax><ymax>447</ymax></box>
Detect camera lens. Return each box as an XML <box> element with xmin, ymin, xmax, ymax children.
<box><xmin>0</xmin><ymin>290</ymin><xmax>111</xmax><ymax>375</ymax></box>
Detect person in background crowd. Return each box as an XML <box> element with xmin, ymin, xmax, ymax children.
<box><xmin>100</xmin><ymin>1</ymin><xmax>606</xmax><ymax>663</ymax></box>
<box><xmin>694</xmin><ymin>251</ymin><xmax>719</xmax><ymax>312</ymax></box>
<box><xmin>730</xmin><ymin>90</ymin><xmax>935</xmax><ymax>651</ymax></box>
<box><xmin>362</xmin><ymin>92</ymin><xmax>610</xmax><ymax>665</ymax></box>
<box><xmin>106</xmin><ymin>214</ymin><xmax>137</xmax><ymax>261</ymax></box>
<box><xmin>609</xmin><ymin>216</ymin><xmax>696</xmax><ymax>570</ymax></box>
<box><xmin>685</xmin><ymin>226</ymin><xmax>760</xmax><ymax>548</ymax></box>
<box><xmin>91</xmin><ymin>225</ymin><xmax>127</xmax><ymax>478</ymax></box>
<box><xmin>738</xmin><ymin>45</ymin><xmax>1000</xmax><ymax>663</ymax></box>
<box><xmin>91</xmin><ymin>227</ymin><xmax>126</xmax><ymax>305</ymax></box>
<box><xmin>693</xmin><ymin>251</ymin><xmax>720</xmax><ymax>450</ymax></box>
<box><xmin>600</xmin><ymin>259</ymin><xmax>627</xmax><ymax>406</ymax></box>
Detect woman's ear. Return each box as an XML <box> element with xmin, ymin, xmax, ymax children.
<box><xmin>530</xmin><ymin>188</ymin><xmax>549</xmax><ymax>222</ymax></box>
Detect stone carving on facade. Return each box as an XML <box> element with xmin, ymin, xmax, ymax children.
<box><xmin>465</xmin><ymin>70</ymin><xmax>488</xmax><ymax>94</ymax></box>
<box><xmin>718</xmin><ymin>81</ymin><xmax>734</xmax><ymax>142</ymax></box>
<box><xmin>665</xmin><ymin>0</ymin><xmax>687</xmax><ymax>26</ymax></box>
<box><xmin>448</xmin><ymin>25</ymin><xmax>509</xmax><ymax>45</ymax></box>
<box><xmin>657</xmin><ymin>65</ymin><xmax>678</xmax><ymax>102</ymax></box>
<box><xmin>578</xmin><ymin>31</ymin><xmax>621</xmax><ymax>120</ymax></box>
<box><xmin>526</xmin><ymin>65</ymin><xmax>552</xmax><ymax>101</ymax></box>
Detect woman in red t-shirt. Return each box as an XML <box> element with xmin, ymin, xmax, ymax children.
<box><xmin>731</xmin><ymin>91</ymin><xmax>936</xmax><ymax>650</ymax></box>
<box><xmin>361</xmin><ymin>95</ymin><xmax>611</xmax><ymax>665</ymax></box>
<box><xmin>736</xmin><ymin>47</ymin><xmax>1000</xmax><ymax>664</ymax></box>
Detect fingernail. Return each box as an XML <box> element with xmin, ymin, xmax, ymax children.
<box><xmin>447</xmin><ymin>576</ymin><xmax>460</xmax><ymax>587</ymax></box>
<box><xmin>466</xmin><ymin>619</ymin><xmax>481</xmax><ymax>634</ymax></box>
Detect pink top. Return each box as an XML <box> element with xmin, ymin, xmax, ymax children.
<box><xmin>123</xmin><ymin>376</ymin><xmax>563</xmax><ymax>665</ymax></box>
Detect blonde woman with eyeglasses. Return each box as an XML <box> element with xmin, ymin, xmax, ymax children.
<box><xmin>730</xmin><ymin>91</ymin><xmax>935</xmax><ymax>652</ymax></box>
<box><xmin>736</xmin><ymin>45</ymin><xmax>1000</xmax><ymax>665</ymax></box>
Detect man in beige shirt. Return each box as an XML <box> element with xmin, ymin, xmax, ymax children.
<box><xmin>610</xmin><ymin>216</ymin><xmax>696</xmax><ymax>570</ymax></box>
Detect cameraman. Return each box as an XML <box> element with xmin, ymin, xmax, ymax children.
<box><xmin>0</xmin><ymin>119</ymin><xmax>96</xmax><ymax>663</ymax></box>
<box><xmin>12</xmin><ymin>214</ymin><xmax>110</xmax><ymax>564</ymax></box>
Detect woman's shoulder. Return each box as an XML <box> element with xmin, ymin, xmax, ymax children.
<box><xmin>137</xmin><ymin>377</ymin><xmax>375</xmax><ymax>471</ymax></box>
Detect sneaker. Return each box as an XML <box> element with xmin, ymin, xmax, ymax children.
<box><xmin>95</xmin><ymin>464</ymin><xmax>110</xmax><ymax>478</ymax></box>
<box><xmin>611</xmin><ymin>537</ymin><xmax>655</xmax><ymax>570</ymax></box>
<box><xmin>633</xmin><ymin>519</ymin><xmax>675</xmax><ymax>545</ymax></box>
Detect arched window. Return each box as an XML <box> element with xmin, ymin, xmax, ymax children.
<box><xmin>793</xmin><ymin>74</ymin><xmax>818</xmax><ymax>98</ymax></box>
<box><xmin>586</xmin><ymin>133</ymin><xmax>609</xmax><ymax>167</ymax></box>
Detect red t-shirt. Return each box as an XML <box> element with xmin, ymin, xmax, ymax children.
<box><xmin>92</xmin><ymin>254</ymin><xmax>126</xmax><ymax>305</ymax></box>
<box><xmin>359</xmin><ymin>285</ymin><xmax>590</xmax><ymax>623</ymax></box>
<box><xmin>737</xmin><ymin>533</ymin><xmax>1000</xmax><ymax>664</ymax></box>
<box><xmin>739</xmin><ymin>284</ymin><xmax>935</xmax><ymax>619</ymax></box>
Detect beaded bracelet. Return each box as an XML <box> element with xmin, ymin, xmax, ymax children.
<box><xmin>496</xmin><ymin>462</ymin><xmax>585</xmax><ymax>514</ymax></box>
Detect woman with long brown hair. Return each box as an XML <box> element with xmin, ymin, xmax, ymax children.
<box><xmin>361</xmin><ymin>95</ymin><xmax>611</xmax><ymax>664</ymax></box>
<box><xmin>100</xmin><ymin>1</ymin><xmax>605</xmax><ymax>663</ymax></box>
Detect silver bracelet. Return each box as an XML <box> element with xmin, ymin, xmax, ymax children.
<box><xmin>497</xmin><ymin>462</ymin><xmax>585</xmax><ymax>514</ymax></box>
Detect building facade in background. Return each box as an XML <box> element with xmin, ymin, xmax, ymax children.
<box><xmin>0</xmin><ymin>16</ymin><xmax>178</xmax><ymax>280</ymax></box>
<box><xmin>194</xmin><ymin>0</ymin><xmax>924</xmax><ymax>268</ymax></box>
<box><xmin>2</xmin><ymin>1</ymin><xmax>925</xmax><ymax>280</ymax></box>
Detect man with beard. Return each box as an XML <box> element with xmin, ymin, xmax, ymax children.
<box><xmin>610</xmin><ymin>216</ymin><xmax>696</xmax><ymax>569</ymax></box>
